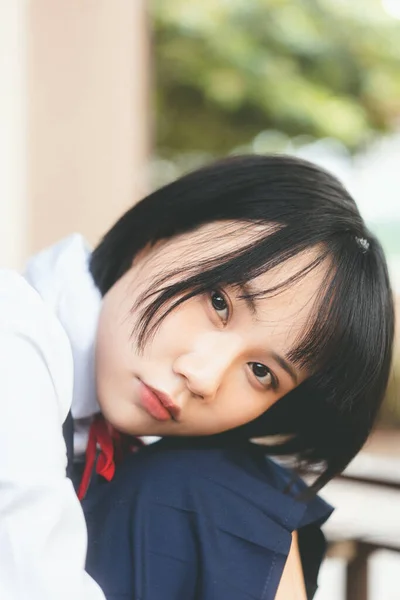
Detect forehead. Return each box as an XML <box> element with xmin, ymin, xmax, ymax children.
<box><xmin>143</xmin><ymin>219</ymin><xmax>327</xmax><ymax>311</ymax></box>
<box><xmin>145</xmin><ymin>220</ymin><xmax>271</xmax><ymax>264</ymax></box>
<box><xmin>254</xmin><ymin>239</ymin><xmax>326</xmax><ymax>291</ymax></box>
<box><xmin>132</xmin><ymin>221</ymin><xmax>264</xmax><ymax>284</ymax></box>
<box><xmin>166</xmin><ymin>220</ymin><xmax>324</xmax><ymax>316</ymax></box>
<box><xmin>248</xmin><ymin>249</ymin><xmax>328</xmax><ymax>336</ymax></box>
<box><xmin>137</xmin><ymin>220</ymin><xmax>329</xmax><ymax>353</ymax></box>
<box><xmin>158</xmin><ymin>219</ymin><xmax>326</xmax><ymax>286</ymax></box>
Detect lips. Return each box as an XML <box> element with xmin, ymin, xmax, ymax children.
<box><xmin>139</xmin><ymin>381</ymin><xmax>181</xmax><ymax>422</ymax></box>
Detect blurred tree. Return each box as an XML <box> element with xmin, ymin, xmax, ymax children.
<box><xmin>150</xmin><ymin>0</ymin><xmax>400</xmax><ymax>158</ymax></box>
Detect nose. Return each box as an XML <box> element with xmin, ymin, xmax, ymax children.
<box><xmin>172</xmin><ymin>332</ymin><xmax>243</xmax><ymax>401</ymax></box>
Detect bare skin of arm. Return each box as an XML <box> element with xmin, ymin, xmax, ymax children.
<box><xmin>274</xmin><ymin>531</ymin><xmax>307</xmax><ymax>600</ymax></box>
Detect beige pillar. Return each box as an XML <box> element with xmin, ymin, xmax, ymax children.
<box><xmin>28</xmin><ymin>0</ymin><xmax>150</xmax><ymax>254</ymax></box>
<box><xmin>1</xmin><ymin>0</ymin><xmax>150</xmax><ymax>268</ymax></box>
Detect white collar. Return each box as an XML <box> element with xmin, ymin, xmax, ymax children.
<box><xmin>24</xmin><ymin>234</ymin><xmax>102</xmax><ymax>420</ymax></box>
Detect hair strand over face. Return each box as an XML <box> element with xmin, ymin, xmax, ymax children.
<box><xmin>90</xmin><ymin>154</ymin><xmax>395</xmax><ymax>493</ymax></box>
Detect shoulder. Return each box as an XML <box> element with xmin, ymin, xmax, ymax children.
<box><xmin>0</xmin><ymin>269</ymin><xmax>73</xmax><ymax>421</ymax></box>
<box><xmin>84</xmin><ymin>439</ymin><xmax>332</xmax><ymax>600</ymax></box>
<box><xmin>99</xmin><ymin>437</ymin><xmax>332</xmax><ymax>528</ymax></box>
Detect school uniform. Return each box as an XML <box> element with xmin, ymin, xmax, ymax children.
<box><xmin>79</xmin><ymin>437</ymin><xmax>332</xmax><ymax>600</ymax></box>
<box><xmin>0</xmin><ymin>236</ymin><xmax>105</xmax><ymax>600</ymax></box>
<box><xmin>0</xmin><ymin>234</ymin><xmax>332</xmax><ymax>600</ymax></box>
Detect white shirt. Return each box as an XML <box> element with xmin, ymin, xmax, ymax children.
<box><xmin>0</xmin><ymin>235</ymin><xmax>106</xmax><ymax>600</ymax></box>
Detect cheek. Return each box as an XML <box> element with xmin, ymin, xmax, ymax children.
<box><xmin>221</xmin><ymin>394</ymin><xmax>273</xmax><ymax>429</ymax></box>
<box><xmin>194</xmin><ymin>396</ymin><xmax>276</xmax><ymax>436</ymax></box>
<box><xmin>200</xmin><ymin>372</ymin><xmax>278</xmax><ymax>434</ymax></box>
<box><xmin>143</xmin><ymin>297</ymin><xmax>208</xmax><ymax>357</ymax></box>
<box><xmin>96</xmin><ymin>302</ymin><xmax>135</xmax><ymax>382</ymax></box>
<box><xmin>95</xmin><ymin>323</ymin><xmax>119</xmax><ymax>388</ymax></box>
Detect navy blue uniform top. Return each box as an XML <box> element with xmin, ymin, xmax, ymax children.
<box><xmin>73</xmin><ymin>434</ymin><xmax>333</xmax><ymax>600</ymax></box>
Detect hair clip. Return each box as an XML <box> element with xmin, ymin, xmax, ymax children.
<box><xmin>355</xmin><ymin>236</ymin><xmax>370</xmax><ymax>253</ymax></box>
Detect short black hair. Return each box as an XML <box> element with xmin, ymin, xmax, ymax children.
<box><xmin>90</xmin><ymin>154</ymin><xmax>394</xmax><ymax>493</ymax></box>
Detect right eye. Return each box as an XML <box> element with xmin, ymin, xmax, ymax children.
<box><xmin>210</xmin><ymin>290</ymin><xmax>230</xmax><ymax>324</ymax></box>
<box><xmin>248</xmin><ymin>362</ymin><xmax>277</xmax><ymax>390</ymax></box>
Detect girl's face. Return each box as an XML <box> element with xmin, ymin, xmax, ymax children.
<box><xmin>95</xmin><ymin>222</ymin><xmax>327</xmax><ymax>437</ymax></box>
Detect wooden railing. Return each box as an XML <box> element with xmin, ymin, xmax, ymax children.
<box><xmin>320</xmin><ymin>431</ymin><xmax>400</xmax><ymax>600</ymax></box>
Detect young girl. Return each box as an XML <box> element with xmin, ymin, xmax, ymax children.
<box><xmin>0</xmin><ymin>155</ymin><xmax>394</xmax><ymax>600</ymax></box>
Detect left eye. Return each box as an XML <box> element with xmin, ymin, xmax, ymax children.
<box><xmin>248</xmin><ymin>362</ymin><xmax>275</xmax><ymax>388</ymax></box>
<box><xmin>210</xmin><ymin>290</ymin><xmax>229</xmax><ymax>323</ymax></box>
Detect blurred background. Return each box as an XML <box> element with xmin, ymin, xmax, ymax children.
<box><xmin>1</xmin><ymin>1</ymin><xmax>400</xmax><ymax>598</ymax></box>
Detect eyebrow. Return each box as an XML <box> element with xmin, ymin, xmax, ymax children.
<box><xmin>237</xmin><ymin>282</ymin><xmax>258</xmax><ymax>315</ymax></box>
<box><xmin>271</xmin><ymin>352</ymin><xmax>299</xmax><ymax>385</ymax></box>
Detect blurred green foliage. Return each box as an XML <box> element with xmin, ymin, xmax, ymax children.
<box><xmin>150</xmin><ymin>0</ymin><xmax>400</xmax><ymax>158</ymax></box>
<box><xmin>149</xmin><ymin>0</ymin><xmax>400</xmax><ymax>430</ymax></box>
<box><xmin>379</xmin><ymin>342</ymin><xmax>400</xmax><ymax>428</ymax></box>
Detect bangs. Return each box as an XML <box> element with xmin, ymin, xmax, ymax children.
<box><xmin>91</xmin><ymin>154</ymin><xmax>395</xmax><ymax>493</ymax></box>
<box><xmin>131</xmin><ymin>220</ymin><xmax>359</xmax><ymax>384</ymax></box>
